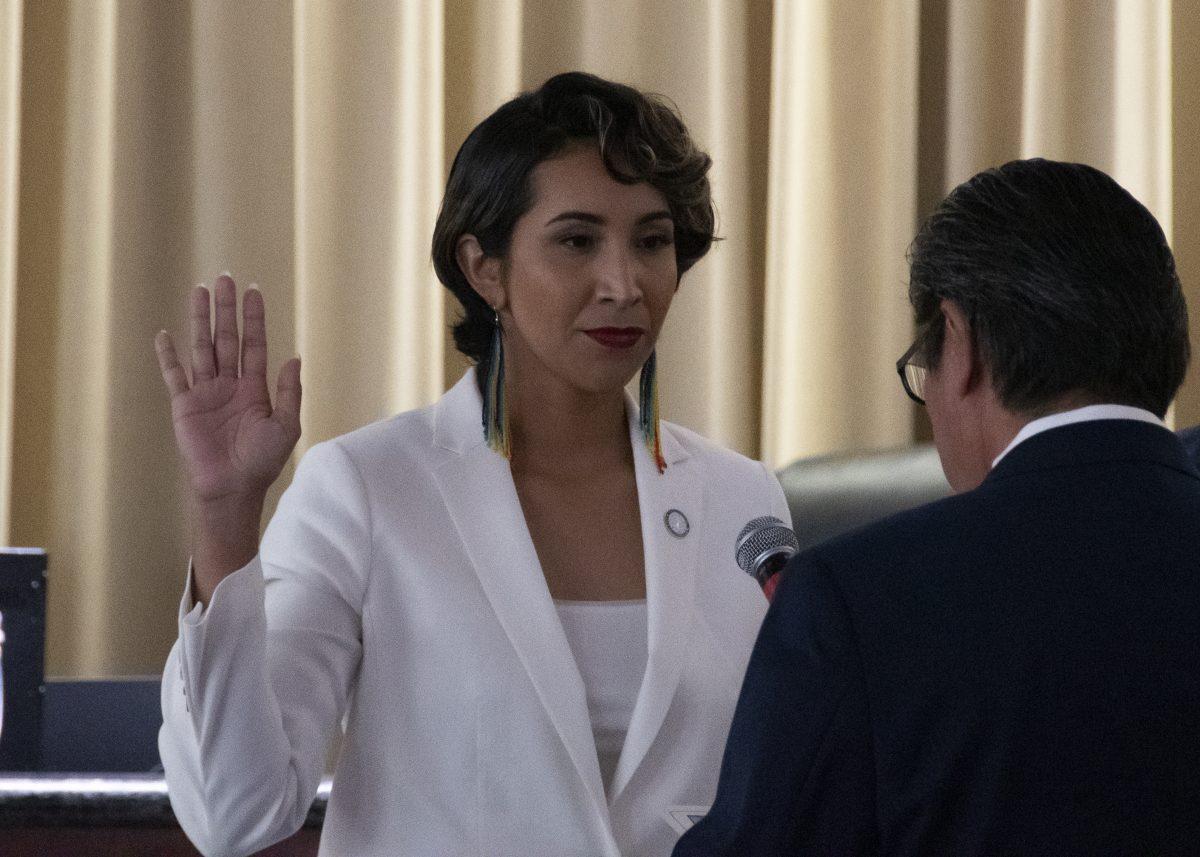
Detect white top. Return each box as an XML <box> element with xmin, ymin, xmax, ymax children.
<box><xmin>555</xmin><ymin>600</ymin><xmax>649</xmax><ymax>796</ymax></box>
<box><xmin>992</xmin><ymin>404</ymin><xmax>1166</xmax><ymax>468</ymax></box>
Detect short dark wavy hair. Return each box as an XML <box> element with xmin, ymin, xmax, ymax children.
<box><xmin>432</xmin><ymin>71</ymin><xmax>716</xmax><ymax>364</ymax></box>
<box><xmin>908</xmin><ymin>158</ymin><xmax>1189</xmax><ymax>418</ymax></box>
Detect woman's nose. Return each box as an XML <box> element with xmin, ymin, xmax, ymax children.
<box><xmin>595</xmin><ymin>249</ymin><xmax>642</xmax><ymax>305</ymax></box>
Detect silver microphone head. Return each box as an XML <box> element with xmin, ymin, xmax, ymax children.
<box><xmin>735</xmin><ymin>516</ymin><xmax>799</xmax><ymax>585</ymax></box>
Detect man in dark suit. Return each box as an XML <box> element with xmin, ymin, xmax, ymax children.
<box><xmin>674</xmin><ymin>159</ymin><xmax>1200</xmax><ymax>856</ymax></box>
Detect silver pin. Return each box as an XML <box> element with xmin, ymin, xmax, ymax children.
<box><xmin>664</xmin><ymin>509</ymin><xmax>690</xmax><ymax>538</ymax></box>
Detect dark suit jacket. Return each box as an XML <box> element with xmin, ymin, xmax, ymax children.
<box><xmin>674</xmin><ymin>420</ymin><xmax>1200</xmax><ymax>856</ymax></box>
<box><xmin>1180</xmin><ymin>424</ymin><xmax>1200</xmax><ymax>468</ymax></box>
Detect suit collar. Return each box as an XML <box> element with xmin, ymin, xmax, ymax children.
<box><xmin>432</xmin><ymin>371</ymin><xmax>487</xmax><ymax>455</ymax></box>
<box><xmin>985</xmin><ymin>418</ymin><xmax>1198</xmax><ymax>485</ymax></box>
<box><xmin>431</xmin><ymin>368</ymin><xmax>701</xmax><ymax>814</ymax></box>
<box><xmin>991</xmin><ymin>404</ymin><xmax>1164</xmax><ymax>469</ymax></box>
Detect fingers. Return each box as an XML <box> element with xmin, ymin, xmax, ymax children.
<box><xmin>189</xmin><ymin>285</ymin><xmax>216</xmax><ymax>382</ymax></box>
<box><xmin>241</xmin><ymin>285</ymin><xmax>268</xmax><ymax>380</ymax></box>
<box><xmin>155</xmin><ymin>330</ymin><xmax>190</xmax><ymax>397</ymax></box>
<box><xmin>274</xmin><ymin>357</ymin><xmax>303</xmax><ymax>437</ymax></box>
<box><xmin>213</xmin><ymin>274</ymin><xmax>240</xmax><ymax>376</ymax></box>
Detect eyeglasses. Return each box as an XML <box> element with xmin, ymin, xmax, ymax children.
<box><xmin>896</xmin><ymin>340</ymin><xmax>927</xmax><ymax>405</ymax></box>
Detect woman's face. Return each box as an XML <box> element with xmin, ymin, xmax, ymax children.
<box><xmin>497</xmin><ymin>144</ymin><xmax>679</xmax><ymax>396</ymax></box>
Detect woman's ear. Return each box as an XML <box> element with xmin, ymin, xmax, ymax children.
<box><xmin>456</xmin><ymin>235</ymin><xmax>505</xmax><ymax>310</ymax></box>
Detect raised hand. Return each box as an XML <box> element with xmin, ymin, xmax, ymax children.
<box><xmin>155</xmin><ymin>274</ymin><xmax>301</xmax><ymax>597</ymax></box>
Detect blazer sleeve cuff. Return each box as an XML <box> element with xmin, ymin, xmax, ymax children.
<box><xmin>174</xmin><ymin>557</ymin><xmax>267</xmax><ymax>722</ymax></box>
<box><xmin>179</xmin><ymin>555</ymin><xmax>264</xmax><ymax>626</ymax></box>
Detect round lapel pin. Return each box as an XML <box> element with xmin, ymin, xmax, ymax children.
<box><xmin>664</xmin><ymin>509</ymin><xmax>690</xmax><ymax>538</ymax></box>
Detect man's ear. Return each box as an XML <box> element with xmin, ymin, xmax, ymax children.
<box><xmin>939</xmin><ymin>298</ymin><xmax>981</xmax><ymax>398</ymax></box>
<box><xmin>456</xmin><ymin>235</ymin><xmax>506</xmax><ymax>310</ymax></box>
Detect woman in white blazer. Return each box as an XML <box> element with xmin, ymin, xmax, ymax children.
<box><xmin>155</xmin><ymin>72</ymin><xmax>790</xmax><ymax>857</ymax></box>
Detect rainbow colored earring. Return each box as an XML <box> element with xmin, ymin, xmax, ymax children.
<box><xmin>640</xmin><ymin>350</ymin><xmax>666</xmax><ymax>473</ymax></box>
<box><xmin>483</xmin><ymin>311</ymin><xmax>511</xmax><ymax>458</ymax></box>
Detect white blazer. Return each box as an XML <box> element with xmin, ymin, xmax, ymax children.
<box><xmin>159</xmin><ymin>371</ymin><xmax>791</xmax><ymax>857</ymax></box>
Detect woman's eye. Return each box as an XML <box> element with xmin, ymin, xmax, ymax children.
<box><xmin>561</xmin><ymin>234</ymin><xmax>594</xmax><ymax>250</ymax></box>
<box><xmin>641</xmin><ymin>234</ymin><xmax>674</xmax><ymax>250</ymax></box>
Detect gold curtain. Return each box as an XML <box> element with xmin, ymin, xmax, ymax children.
<box><xmin>0</xmin><ymin>1</ymin><xmax>20</xmax><ymax>542</ymax></box>
<box><xmin>761</xmin><ymin>0</ymin><xmax>920</xmax><ymax>464</ymax></box>
<box><xmin>3</xmin><ymin>0</ymin><xmax>1199</xmax><ymax>677</ymax></box>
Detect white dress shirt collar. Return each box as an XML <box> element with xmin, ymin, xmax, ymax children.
<box><xmin>992</xmin><ymin>404</ymin><xmax>1166</xmax><ymax>469</ymax></box>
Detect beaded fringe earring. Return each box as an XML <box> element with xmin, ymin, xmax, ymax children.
<box><xmin>482</xmin><ymin>311</ymin><xmax>511</xmax><ymax>458</ymax></box>
<box><xmin>639</xmin><ymin>350</ymin><xmax>667</xmax><ymax>474</ymax></box>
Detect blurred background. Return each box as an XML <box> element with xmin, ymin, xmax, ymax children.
<box><xmin>0</xmin><ymin>0</ymin><xmax>1197</xmax><ymax>679</ymax></box>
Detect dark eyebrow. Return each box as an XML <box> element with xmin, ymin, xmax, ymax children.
<box><xmin>543</xmin><ymin>209</ymin><xmax>674</xmax><ymax>227</ymax></box>
<box><xmin>637</xmin><ymin>210</ymin><xmax>674</xmax><ymax>226</ymax></box>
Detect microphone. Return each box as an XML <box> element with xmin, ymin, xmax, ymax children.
<box><xmin>735</xmin><ymin>516</ymin><xmax>799</xmax><ymax>602</ymax></box>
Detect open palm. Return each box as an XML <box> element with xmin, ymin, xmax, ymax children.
<box><xmin>155</xmin><ymin>276</ymin><xmax>301</xmax><ymax>504</ymax></box>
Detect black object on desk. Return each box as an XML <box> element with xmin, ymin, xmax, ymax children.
<box><xmin>39</xmin><ymin>678</ymin><xmax>163</xmax><ymax>773</ymax></box>
<box><xmin>0</xmin><ymin>550</ymin><xmax>47</xmax><ymax>771</ymax></box>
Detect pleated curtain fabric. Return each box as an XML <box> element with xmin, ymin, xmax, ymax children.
<box><xmin>0</xmin><ymin>0</ymin><xmax>1196</xmax><ymax>677</ymax></box>
<box><xmin>0</xmin><ymin>1</ymin><xmax>20</xmax><ymax>549</ymax></box>
<box><xmin>761</xmin><ymin>0</ymin><xmax>920</xmax><ymax>465</ymax></box>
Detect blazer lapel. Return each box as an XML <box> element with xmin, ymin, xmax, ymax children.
<box><xmin>430</xmin><ymin>374</ymin><xmax>611</xmax><ymax>826</ymax></box>
<box><xmin>609</xmin><ymin>414</ymin><xmax>703</xmax><ymax>802</ymax></box>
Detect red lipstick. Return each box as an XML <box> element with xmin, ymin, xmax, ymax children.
<box><xmin>585</xmin><ymin>327</ymin><xmax>645</xmax><ymax>350</ymax></box>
